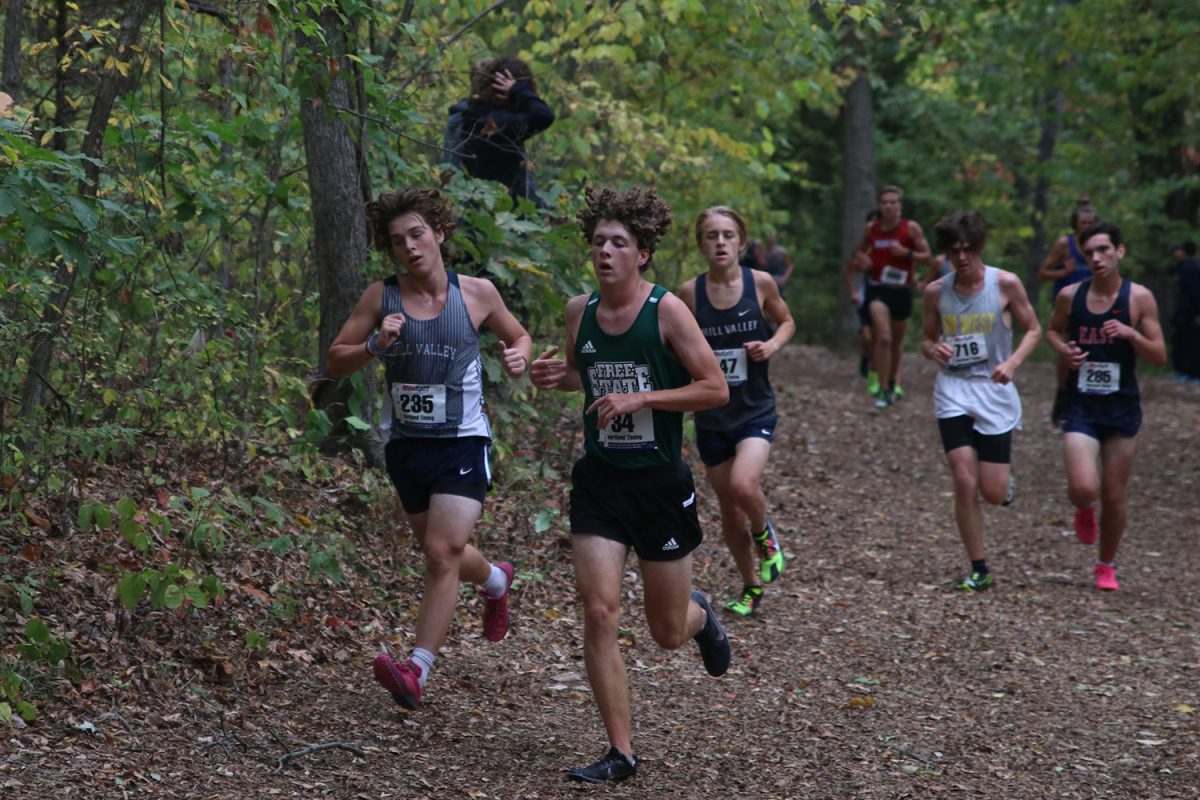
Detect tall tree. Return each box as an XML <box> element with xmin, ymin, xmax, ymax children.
<box><xmin>835</xmin><ymin>69</ymin><xmax>875</xmax><ymax>351</ymax></box>
<box><xmin>1</xmin><ymin>0</ymin><xmax>22</xmax><ymax>100</ymax></box>
<box><xmin>20</xmin><ymin>0</ymin><xmax>156</xmax><ymax>415</ymax></box>
<box><xmin>296</xmin><ymin>3</ymin><xmax>373</xmax><ymax>454</ymax></box>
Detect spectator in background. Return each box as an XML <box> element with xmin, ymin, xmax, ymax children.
<box><xmin>455</xmin><ymin>56</ymin><xmax>554</xmax><ymax>206</ymax></box>
<box><xmin>1169</xmin><ymin>240</ymin><xmax>1200</xmax><ymax>381</ymax></box>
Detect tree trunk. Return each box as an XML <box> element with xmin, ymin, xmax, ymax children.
<box><xmin>834</xmin><ymin>70</ymin><xmax>875</xmax><ymax>351</ymax></box>
<box><xmin>20</xmin><ymin>0</ymin><xmax>156</xmax><ymax>416</ymax></box>
<box><xmin>1</xmin><ymin>0</ymin><xmax>22</xmax><ymax>100</ymax></box>
<box><xmin>1024</xmin><ymin>88</ymin><xmax>1063</xmax><ymax>302</ymax></box>
<box><xmin>297</xmin><ymin>4</ymin><xmax>378</xmax><ymax>461</ymax></box>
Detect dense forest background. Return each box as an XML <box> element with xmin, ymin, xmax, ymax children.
<box><xmin>1</xmin><ymin>0</ymin><xmax>1198</xmax><ymax>727</ymax></box>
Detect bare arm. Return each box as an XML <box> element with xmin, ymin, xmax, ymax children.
<box><xmin>993</xmin><ymin>270</ymin><xmax>1042</xmax><ymax>383</ymax></box>
<box><xmin>327</xmin><ymin>281</ymin><xmax>388</xmax><ymax>377</ymax></box>
<box><xmin>1038</xmin><ymin>237</ymin><xmax>1070</xmax><ymax>282</ymax></box>
<box><xmin>745</xmin><ymin>271</ymin><xmax>795</xmax><ymax>361</ymax></box>
<box><xmin>906</xmin><ymin>221</ymin><xmax>932</xmax><ymax>266</ymax></box>
<box><xmin>1110</xmin><ymin>284</ymin><xmax>1166</xmax><ymax>367</ymax></box>
<box><xmin>529</xmin><ymin>294</ymin><xmax>585</xmax><ymax>392</ymax></box>
<box><xmin>1046</xmin><ymin>284</ymin><xmax>1087</xmax><ymax>370</ymax></box>
<box><xmin>677</xmin><ymin>278</ymin><xmax>698</xmax><ymax>314</ymax></box>
<box><xmin>919</xmin><ymin>280</ymin><xmax>951</xmax><ymax>364</ymax></box>
<box><xmin>467</xmin><ymin>276</ymin><xmax>533</xmax><ymax>377</ymax></box>
<box><xmin>778</xmin><ymin>248</ymin><xmax>795</xmax><ymax>286</ymax></box>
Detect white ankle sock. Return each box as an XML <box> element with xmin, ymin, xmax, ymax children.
<box><xmin>482</xmin><ymin>564</ymin><xmax>509</xmax><ymax>598</ymax></box>
<box><xmin>410</xmin><ymin>648</ymin><xmax>435</xmax><ymax>688</ymax></box>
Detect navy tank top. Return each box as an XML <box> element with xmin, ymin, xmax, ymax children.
<box><xmin>1066</xmin><ymin>278</ymin><xmax>1139</xmax><ymax>403</ymax></box>
<box><xmin>693</xmin><ymin>268</ymin><xmax>776</xmax><ymax>430</ymax></box>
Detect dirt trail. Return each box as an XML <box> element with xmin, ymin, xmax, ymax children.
<box><xmin>6</xmin><ymin>346</ymin><xmax>1199</xmax><ymax>798</ymax></box>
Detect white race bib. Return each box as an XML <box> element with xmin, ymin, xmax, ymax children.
<box><xmin>391</xmin><ymin>383</ymin><xmax>447</xmax><ymax>425</ymax></box>
<box><xmin>599</xmin><ymin>407</ymin><xmax>656</xmax><ymax>450</ymax></box>
<box><xmin>714</xmin><ymin>347</ymin><xmax>749</xmax><ymax>385</ymax></box>
<box><xmin>1078</xmin><ymin>361</ymin><xmax>1120</xmax><ymax>395</ymax></box>
<box><xmin>947</xmin><ymin>333</ymin><xmax>989</xmax><ymax>368</ymax></box>
<box><xmin>880</xmin><ymin>265</ymin><xmax>909</xmax><ymax>286</ymax></box>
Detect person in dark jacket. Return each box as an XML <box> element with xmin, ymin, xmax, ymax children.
<box><xmin>456</xmin><ymin>57</ymin><xmax>554</xmax><ymax>205</ymax></box>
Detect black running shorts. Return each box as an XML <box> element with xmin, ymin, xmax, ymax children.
<box><xmin>385</xmin><ymin>436</ymin><xmax>491</xmax><ymax>515</ymax></box>
<box><xmin>569</xmin><ymin>455</ymin><xmax>703</xmax><ymax>562</ymax></box>
<box><xmin>937</xmin><ymin>415</ymin><xmax>1012</xmax><ymax>464</ymax></box>
<box><xmin>865</xmin><ymin>283</ymin><xmax>914</xmax><ymax>322</ymax></box>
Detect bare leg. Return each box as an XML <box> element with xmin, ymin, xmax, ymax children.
<box><xmin>869</xmin><ymin>300</ymin><xmax>893</xmax><ymax>392</ymax></box>
<box><xmin>705</xmin><ymin>438</ymin><xmax>772</xmax><ymax>587</ymax></box>
<box><xmin>977</xmin><ymin>460</ymin><xmax>1012</xmax><ymax>507</ymax></box>
<box><xmin>1097</xmin><ymin>436</ymin><xmax>1137</xmax><ymax>563</ymax></box>
<box><xmin>640</xmin><ymin>555</ymin><xmax>707</xmax><ymax>648</ymax></box>
<box><xmin>409</xmin><ymin>493</ymin><xmax>489</xmax><ymax>654</ymax></box>
<box><xmin>572</xmin><ymin>534</ymin><xmax>634</xmax><ymax>757</ymax></box>
<box><xmin>945</xmin><ymin>446</ymin><xmax>984</xmax><ymax>561</ymax></box>
<box><xmin>1063</xmin><ymin>432</ymin><xmax>1102</xmax><ymax>511</ymax></box>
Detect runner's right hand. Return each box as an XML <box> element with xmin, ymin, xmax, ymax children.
<box><xmin>375</xmin><ymin>313</ymin><xmax>406</xmax><ymax>349</ymax></box>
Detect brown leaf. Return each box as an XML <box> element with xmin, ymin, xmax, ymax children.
<box><xmin>24</xmin><ymin>509</ymin><xmax>51</xmax><ymax>530</ymax></box>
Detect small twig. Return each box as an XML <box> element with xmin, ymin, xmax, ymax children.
<box><xmin>97</xmin><ymin>698</ymin><xmax>135</xmax><ymax>734</ymax></box>
<box><xmin>391</xmin><ymin>0</ymin><xmax>509</xmax><ymax>98</ymax></box>
<box><xmin>274</xmin><ymin>742</ymin><xmax>366</xmax><ymax>773</ymax></box>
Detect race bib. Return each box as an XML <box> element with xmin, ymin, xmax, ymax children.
<box><xmin>391</xmin><ymin>383</ymin><xmax>447</xmax><ymax>425</ymax></box>
<box><xmin>880</xmin><ymin>265</ymin><xmax>909</xmax><ymax>286</ymax></box>
<box><xmin>587</xmin><ymin>361</ymin><xmax>658</xmax><ymax>450</ymax></box>
<box><xmin>599</xmin><ymin>407</ymin><xmax>656</xmax><ymax>450</ymax></box>
<box><xmin>947</xmin><ymin>333</ymin><xmax>989</xmax><ymax>368</ymax></box>
<box><xmin>1078</xmin><ymin>361</ymin><xmax>1120</xmax><ymax>395</ymax></box>
<box><xmin>714</xmin><ymin>347</ymin><xmax>748</xmax><ymax>385</ymax></box>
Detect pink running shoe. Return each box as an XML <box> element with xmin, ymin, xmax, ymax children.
<box><xmin>482</xmin><ymin>561</ymin><xmax>514</xmax><ymax>642</ymax></box>
<box><xmin>1074</xmin><ymin>504</ymin><xmax>1098</xmax><ymax>545</ymax></box>
<box><xmin>1094</xmin><ymin>563</ymin><xmax>1119</xmax><ymax>591</ymax></box>
<box><xmin>372</xmin><ymin>653</ymin><xmax>422</xmax><ymax>709</ymax></box>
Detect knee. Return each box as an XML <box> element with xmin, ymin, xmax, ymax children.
<box><xmin>727</xmin><ymin>479</ymin><xmax>760</xmax><ymax>511</ymax></box>
<box><xmin>581</xmin><ymin>595</ymin><xmax>621</xmax><ymax>638</ymax></box>
<box><xmin>980</xmin><ymin>482</ymin><xmax>1006</xmax><ymax>506</ymax></box>
<box><xmin>951</xmin><ymin>466</ymin><xmax>978</xmax><ymax>498</ymax></box>
<box><xmin>646</xmin><ymin>616</ymin><xmax>690</xmax><ymax>650</ymax></box>
<box><xmin>423</xmin><ymin>540</ymin><xmax>465</xmax><ymax>574</ymax></box>
<box><xmin>875</xmin><ymin>328</ymin><xmax>893</xmax><ymax>348</ymax></box>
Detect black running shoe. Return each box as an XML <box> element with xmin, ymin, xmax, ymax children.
<box><xmin>691</xmin><ymin>591</ymin><xmax>731</xmax><ymax>677</ymax></box>
<box><xmin>566</xmin><ymin>747</ymin><xmax>637</xmax><ymax>784</ymax></box>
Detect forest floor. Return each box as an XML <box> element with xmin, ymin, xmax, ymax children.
<box><xmin>3</xmin><ymin>344</ymin><xmax>1199</xmax><ymax>799</ymax></box>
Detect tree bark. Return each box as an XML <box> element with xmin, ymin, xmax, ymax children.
<box><xmin>834</xmin><ymin>69</ymin><xmax>876</xmax><ymax>351</ymax></box>
<box><xmin>297</xmin><ymin>4</ymin><xmax>377</xmax><ymax>460</ymax></box>
<box><xmin>1</xmin><ymin>0</ymin><xmax>22</xmax><ymax>100</ymax></box>
<box><xmin>20</xmin><ymin>0</ymin><xmax>156</xmax><ymax>416</ymax></box>
<box><xmin>1023</xmin><ymin>88</ymin><xmax>1062</xmax><ymax>299</ymax></box>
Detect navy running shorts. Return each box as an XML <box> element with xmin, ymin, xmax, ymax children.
<box><xmin>569</xmin><ymin>455</ymin><xmax>703</xmax><ymax>562</ymax></box>
<box><xmin>695</xmin><ymin>415</ymin><xmax>777</xmax><ymax>467</ymax></box>
<box><xmin>1061</xmin><ymin>397</ymin><xmax>1142</xmax><ymax>440</ymax></box>
<box><xmin>385</xmin><ymin>436</ymin><xmax>491</xmax><ymax>515</ymax></box>
<box><xmin>937</xmin><ymin>415</ymin><xmax>1012</xmax><ymax>464</ymax></box>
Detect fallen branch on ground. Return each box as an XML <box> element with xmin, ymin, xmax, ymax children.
<box><xmin>274</xmin><ymin>742</ymin><xmax>367</xmax><ymax>773</ymax></box>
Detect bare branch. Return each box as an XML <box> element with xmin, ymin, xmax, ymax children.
<box><xmin>274</xmin><ymin>742</ymin><xmax>367</xmax><ymax>773</ymax></box>
<box><xmin>392</xmin><ymin>0</ymin><xmax>509</xmax><ymax>98</ymax></box>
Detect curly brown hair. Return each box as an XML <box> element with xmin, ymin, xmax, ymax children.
<box><xmin>471</xmin><ymin>56</ymin><xmax>536</xmax><ymax>106</ymax></box>
<box><xmin>365</xmin><ymin>188</ymin><xmax>457</xmax><ymax>255</ymax></box>
<box><xmin>577</xmin><ymin>185</ymin><xmax>672</xmax><ymax>271</ymax></box>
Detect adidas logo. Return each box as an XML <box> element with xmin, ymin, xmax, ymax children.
<box><xmin>662</xmin><ymin>538</ymin><xmax>679</xmax><ymax>551</ymax></box>
<box><xmin>581</xmin><ymin>340</ymin><xmax>597</xmax><ymax>354</ymax></box>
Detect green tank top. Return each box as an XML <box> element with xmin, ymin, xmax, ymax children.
<box><xmin>575</xmin><ymin>285</ymin><xmax>690</xmax><ymax>469</ymax></box>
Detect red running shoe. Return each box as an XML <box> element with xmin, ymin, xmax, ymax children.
<box><xmin>482</xmin><ymin>561</ymin><xmax>514</xmax><ymax>642</ymax></box>
<box><xmin>372</xmin><ymin>653</ymin><xmax>421</xmax><ymax>709</ymax></box>
<box><xmin>1094</xmin><ymin>563</ymin><xmax>1119</xmax><ymax>591</ymax></box>
<box><xmin>1074</xmin><ymin>504</ymin><xmax>1098</xmax><ymax>545</ymax></box>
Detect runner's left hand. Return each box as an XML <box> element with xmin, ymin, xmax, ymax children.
<box><xmin>498</xmin><ymin>340</ymin><xmax>528</xmax><ymax>377</ymax></box>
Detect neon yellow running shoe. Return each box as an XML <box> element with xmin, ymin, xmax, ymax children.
<box><xmin>724</xmin><ymin>585</ymin><xmax>763</xmax><ymax>617</ymax></box>
<box><xmin>755</xmin><ymin>518</ymin><xmax>785</xmax><ymax>584</ymax></box>
<box><xmin>866</xmin><ymin>370</ymin><xmax>880</xmax><ymax>396</ymax></box>
<box><xmin>892</xmin><ymin>384</ymin><xmax>905</xmax><ymax>400</ymax></box>
<box><xmin>956</xmin><ymin>571</ymin><xmax>993</xmax><ymax>592</ymax></box>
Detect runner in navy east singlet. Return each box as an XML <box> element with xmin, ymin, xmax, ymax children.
<box><xmin>680</xmin><ymin>206</ymin><xmax>795</xmax><ymax>617</ymax></box>
<box><xmin>1046</xmin><ymin>222</ymin><xmax>1165</xmax><ymax>592</ymax></box>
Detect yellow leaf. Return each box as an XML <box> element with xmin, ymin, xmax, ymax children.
<box><xmin>40</xmin><ymin>129</ymin><xmax>55</xmax><ymax>146</ymax></box>
<box><xmin>295</xmin><ymin>514</ymin><xmax>314</xmax><ymax>529</ymax></box>
<box><xmin>159</xmin><ymin>73</ymin><xmax>175</xmax><ymax>91</ymax></box>
<box><xmin>115</xmin><ymin>60</ymin><xmax>131</xmax><ymax>77</ymax></box>
<box><xmin>1175</xmin><ymin>704</ymin><xmax>1194</xmax><ymax>714</ymax></box>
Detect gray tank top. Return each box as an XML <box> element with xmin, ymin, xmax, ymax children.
<box><xmin>937</xmin><ymin>266</ymin><xmax>1012</xmax><ymax>380</ymax></box>
<box><xmin>379</xmin><ymin>272</ymin><xmax>490</xmax><ymax>440</ymax></box>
